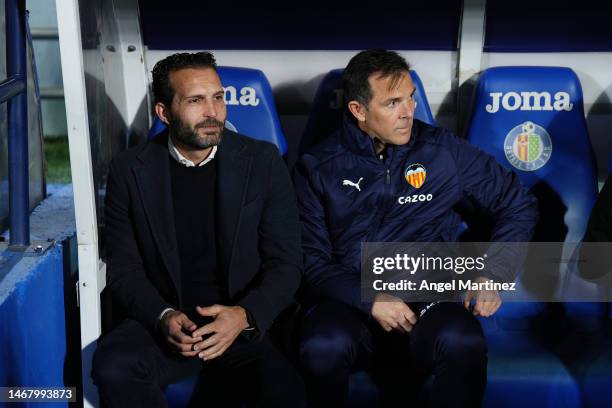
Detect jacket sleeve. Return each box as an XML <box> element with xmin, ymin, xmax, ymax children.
<box><xmin>451</xmin><ymin>134</ymin><xmax>539</xmax><ymax>281</ymax></box>
<box><xmin>578</xmin><ymin>175</ymin><xmax>612</xmax><ymax>279</ymax></box>
<box><xmin>236</xmin><ymin>147</ymin><xmax>303</xmax><ymax>333</ymax></box>
<box><xmin>583</xmin><ymin>175</ymin><xmax>612</xmax><ymax>242</ymax></box>
<box><xmin>292</xmin><ymin>154</ymin><xmax>371</xmax><ymax>314</ymax></box>
<box><xmin>105</xmin><ymin>160</ymin><xmax>174</xmax><ymax>330</ymax></box>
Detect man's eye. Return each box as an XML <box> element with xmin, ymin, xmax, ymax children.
<box><xmin>215</xmin><ymin>94</ymin><xmax>224</xmax><ymax>101</ymax></box>
<box><xmin>189</xmin><ymin>97</ymin><xmax>202</xmax><ymax>103</ymax></box>
<box><xmin>387</xmin><ymin>100</ymin><xmax>397</xmax><ymax>107</ymax></box>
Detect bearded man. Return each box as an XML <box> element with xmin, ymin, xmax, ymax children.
<box><xmin>92</xmin><ymin>52</ymin><xmax>306</xmax><ymax>408</ymax></box>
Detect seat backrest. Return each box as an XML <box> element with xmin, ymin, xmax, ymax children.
<box><xmin>465</xmin><ymin>66</ymin><xmax>602</xmax><ymax>326</ymax></box>
<box><xmin>299</xmin><ymin>69</ymin><xmax>435</xmax><ymax>154</ymax></box>
<box><xmin>148</xmin><ymin>66</ymin><xmax>287</xmax><ymax>155</ymax></box>
<box><xmin>465</xmin><ymin>66</ymin><xmax>597</xmax><ymax>243</ymax></box>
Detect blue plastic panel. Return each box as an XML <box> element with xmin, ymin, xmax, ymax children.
<box><xmin>0</xmin><ymin>245</ymin><xmax>68</xmax><ymax>408</ymax></box>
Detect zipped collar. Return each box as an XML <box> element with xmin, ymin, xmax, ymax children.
<box><xmin>339</xmin><ymin>112</ymin><xmax>418</xmax><ymax>160</ymax></box>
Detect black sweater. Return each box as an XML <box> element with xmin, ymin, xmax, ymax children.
<box><xmin>170</xmin><ymin>157</ymin><xmax>224</xmax><ymax>324</ymax></box>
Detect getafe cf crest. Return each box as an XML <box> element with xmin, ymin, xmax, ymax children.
<box><xmin>503</xmin><ymin>121</ymin><xmax>552</xmax><ymax>171</ymax></box>
<box><xmin>405</xmin><ymin>164</ymin><xmax>427</xmax><ymax>188</ymax></box>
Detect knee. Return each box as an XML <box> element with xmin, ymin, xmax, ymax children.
<box><xmin>299</xmin><ymin>331</ymin><xmax>356</xmax><ymax>376</ymax></box>
<box><xmin>92</xmin><ymin>344</ymin><xmax>152</xmax><ymax>386</ymax></box>
<box><xmin>436</xmin><ymin>312</ymin><xmax>487</xmax><ymax>362</ymax></box>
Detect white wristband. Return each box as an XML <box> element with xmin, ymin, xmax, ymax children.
<box><xmin>158</xmin><ymin>307</ymin><xmax>175</xmax><ymax>322</ymax></box>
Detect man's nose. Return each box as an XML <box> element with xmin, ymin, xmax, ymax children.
<box><xmin>202</xmin><ymin>99</ymin><xmax>217</xmax><ymax>118</ymax></box>
<box><xmin>399</xmin><ymin>100</ymin><xmax>415</xmax><ymax>119</ymax></box>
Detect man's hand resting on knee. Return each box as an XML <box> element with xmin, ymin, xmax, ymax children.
<box><xmin>159</xmin><ymin>310</ymin><xmax>202</xmax><ymax>357</ymax></box>
<box><xmin>371</xmin><ymin>293</ymin><xmax>417</xmax><ymax>333</ymax></box>
<box><xmin>190</xmin><ymin>305</ymin><xmax>250</xmax><ymax>361</ymax></box>
<box><xmin>463</xmin><ymin>277</ymin><xmax>502</xmax><ymax>317</ymax></box>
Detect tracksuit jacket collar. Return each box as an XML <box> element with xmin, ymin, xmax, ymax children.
<box><xmin>339</xmin><ymin>113</ymin><xmax>418</xmax><ymax>160</ymax></box>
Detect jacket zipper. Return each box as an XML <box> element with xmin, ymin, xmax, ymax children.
<box><xmin>366</xmin><ymin>163</ymin><xmax>392</xmax><ymax>242</ymax></box>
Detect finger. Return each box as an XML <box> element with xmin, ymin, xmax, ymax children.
<box><xmin>179</xmin><ymin>349</ymin><xmax>199</xmax><ymax>358</ymax></box>
<box><xmin>403</xmin><ymin>311</ymin><xmax>417</xmax><ymax>325</ymax></box>
<box><xmin>178</xmin><ymin>315</ymin><xmax>197</xmax><ymax>332</ymax></box>
<box><xmin>397</xmin><ymin>316</ymin><xmax>413</xmax><ymax>333</ymax></box>
<box><xmin>170</xmin><ymin>328</ymin><xmax>201</xmax><ymax>344</ymax></box>
<box><xmin>477</xmin><ymin>301</ymin><xmax>491</xmax><ymax>317</ymax></box>
<box><xmin>389</xmin><ymin>320</ymin><xmax>407</xmax><ymax>334</ymax></box>
<box><xmin>398</xmin><ymin>306</ymin><xmax>416</xmax><ymax>325</ymax></box>
<box><xmin>378</xmin><ymin>320</ymin><xmax>393</xmax><ymax>332</ymax></box>
<box><xmin>475</xmin><ymin>298</ymin><xmax>493</xmax><ymax>316</ymax></box>
<box><xmin>193</xmin><ymin>334</ymin><xmax>222</xmax><ymax>352</ymax></box>
<box><xmin>168</xmin><ymin>336</ymin><xmax>199</xmax><ymax>353</ymax></box>
<box><xmin>391</xmin><ymin>321</ymin><xmax>406</xmax><ymax>333</ymax></box>
<box><xmin>464</xmin><ymin>292</ymin><xmax>473</xmax><ymax>309</ymax></box>
<box><xmin>199</xmin><ymin>341</ymin><xmax>227</xmax><ymax>360</ymax></box>
<box><xmin>401</xmin><ymin>304</ymin><xmax>418</xmax><ymax>325</ymax></box>
<box><xmin>472</xmin><ymin>301</ymin><xmax>481</xmax><ymax>316</ymax></box>
<box><xmin>201</xmin><ymin>345</ymin><xmax>228</xmax><ymax>362</ymax></box>
<box><xmin>488</xmin><ymin>299</ymin><xmax>501</xmax><ymax>316</ymax></box>
<box><xmin>196</xmin><ymin>304</ymin><xmax>223</xmax><ymax>317</ymax></box>
<box><xmin>486</xmin><ymin>298</ymin><xmax>500</xmax><ymax>316</ymax></box>
<box><xmin>191</xmin><ymin>321</ymin><xmax>218</xmax><ymax>338</ymax></box>
<box><xmin>479</xmin><ymin>295</ymin><xmax>500</xmax><ymax>317</ymax></box>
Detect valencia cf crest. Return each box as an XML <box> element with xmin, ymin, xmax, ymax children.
<box><xmin>405</xmin><ymin>164</ymin><xmax>427</xmax><ymax>188</ymax></box>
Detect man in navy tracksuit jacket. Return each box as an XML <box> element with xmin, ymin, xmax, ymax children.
<box><xmin>293</xmin><ymin>50</ymin><xmax>538</xmax><ymax>407</ymax></box>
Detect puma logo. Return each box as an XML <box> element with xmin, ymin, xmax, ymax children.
<box><xmin>343</xmin><ymin>177</ymin><xmax>364</xmax><ymax>192</ymax></box>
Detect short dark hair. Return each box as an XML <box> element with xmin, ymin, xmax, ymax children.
<box><xmin>152</xmin><ymin>52</ymin><xmax>218</xmax><ymax>106</ymax></box>
<box><xmin>343</xmin><ymin>49</ymin><xmax>410</xmax><ymax>107</ymax></box>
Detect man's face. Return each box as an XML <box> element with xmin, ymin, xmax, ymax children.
<box><xmin>356</xmin><ymin>71</ymin><xmax>416</xmax><ymax>146</ymax></box>
<box><xmin>164</xmin><ymin>67</ymin><xmax>227</xmax><ymax>149</ymax></box>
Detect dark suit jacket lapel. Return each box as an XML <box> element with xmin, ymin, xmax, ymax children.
<box><xmin>133</xmin><ymin>133</ymin><xmax>181</xmax><ymax>297</ymax></box>
<box><xmin>216</xmin><ymin>130</ymin><xmax>251</xmax><ymax>286</ymax></box>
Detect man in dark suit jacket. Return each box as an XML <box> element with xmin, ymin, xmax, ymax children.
<box><xmin>92</xmin><ymin>52</ymin><xmax>306</xmax><ymax>408</ymax></box>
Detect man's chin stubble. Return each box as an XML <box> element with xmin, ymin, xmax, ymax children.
<box><xmin>194</xmin><ymin>131</ymin><xmax>222</xmax><ymax>149</ymax></box>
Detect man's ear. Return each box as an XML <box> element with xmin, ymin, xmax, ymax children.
<box><xmin>154</xmin><ymin>102</ymin><xmax>170</xmax><ymax>125</ymax></box>
<box><xmin>347</xmin><ymin>100</ymin><xmax>367</xmax><ymax>123</ymax></box>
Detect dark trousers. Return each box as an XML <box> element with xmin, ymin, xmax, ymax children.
<box><xmin>299</xmin><ymin>301</ymin><xmax>487</xmax><ymax>408</ymax></box>
<box><xmin>92</xmin><ymin>319</ymin><xmax>306</xmax><ymax>408</ymax></box>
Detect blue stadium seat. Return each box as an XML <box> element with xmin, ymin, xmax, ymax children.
<box><xmin>165</xmin><ymin>377</ymin><xmax>197</xmax><ymax>408</ymax></box>
<box><xmin>299</xmin><ymin>69</ymin><xmax>435</xmax><ymax>154</ymax></box>
<box><xmin>466</xmin><ymin>66</ymin><xmax>597</xmax><ymax>242</ymax></box>
<box><xmin>465</xmin><ymin>66</ymin><xmax>608</xmax><ymax>407</ymax></box>
<box><xmin>465</xmin><ymin>66</ymin><xmax>602</xmax><ymax>319</ymax></box>
<box><xmin>149</xmin><ymin>66</ymin><xmax>288</xmax><ymax>156</ymax></box>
